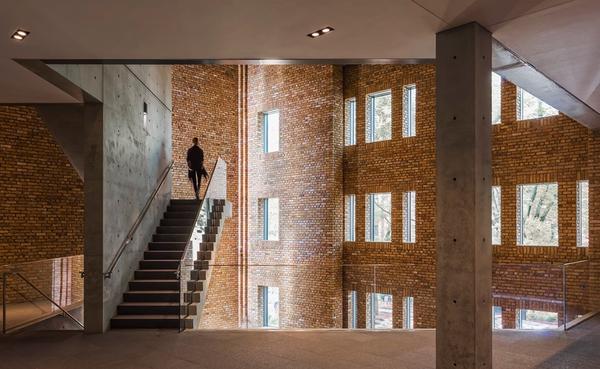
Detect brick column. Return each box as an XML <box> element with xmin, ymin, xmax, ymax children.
<box><xmin>436</xmin><ymin>22</ymin><xmax>493</xmax><ymax>368</ymax></box>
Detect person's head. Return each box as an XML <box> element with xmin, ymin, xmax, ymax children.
<box><xmin>192</xmin><ymin>137</ymin><xmax>198</xmax><ymax>146</ymax></box>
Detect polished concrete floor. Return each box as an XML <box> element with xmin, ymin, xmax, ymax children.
<box><xmin>0</xmin><ymin>316</ymin><xmax>598</xmax><ymax>369</ymax></box>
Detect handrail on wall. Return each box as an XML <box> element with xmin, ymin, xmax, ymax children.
<box><xmin>104</xmin><ymin>160</ymin><xmax>174</xmax><ymax>278</ymax></box>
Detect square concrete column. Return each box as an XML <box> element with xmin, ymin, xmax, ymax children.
<box><xmin>436</xmin><ymin>22</ymin><xmax>492</xmax><ymax>369</ymax></box>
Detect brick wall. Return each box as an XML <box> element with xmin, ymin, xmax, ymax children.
<box><xmin>171</xmin><ymin>65</ymin><xmax>240</xmax><ymax>328</ymax></box>
<box><xmin>246</xmin><ymin>65</ymin><xmax>344</xmax><ymax>328</ymax></box>
<box><xmin>0</xmin><ymin>106</ymin><xmax>83</xmax><ymax>266</ymax></box>
<box><xmin>342</xmin><ymin>65</ymin><xmax>598</xmax><ymax>328</ymax></box>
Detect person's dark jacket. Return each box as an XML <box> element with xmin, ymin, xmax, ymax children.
<box><xmin>187</xmin><ymin>145</ymin><xmax>204</xmax><ymax>170</ymax></box>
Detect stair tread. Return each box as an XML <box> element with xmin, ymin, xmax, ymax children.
<box><xmin>119</xmin><ymin>302</ymin><xmax>180</xmax><ymax>306</ymax></box>
<box><xmin>136</xmin><ymin>269</ymin><xmax>178</xmax><ymax>272</ymax></box>
<box><xmin>142</xmin><ymin>259</ymin><xmax>181</xmax><ymax>262</ymax></box>
<box><xmin>112</xmin><ymin>314</ymin><xmax>180</xmax><ymax>320</ymax></box>
<box><xmin>132</xmin><ymin>279</ymin><xmax>179</xmax><ymax>283</ymax></box>
<box><xmin>126</xmin><ymin>290</ymin><xmax>179</xmax><ymax>294</ymax></box>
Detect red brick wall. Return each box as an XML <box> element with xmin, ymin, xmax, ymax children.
<box><xmin>246</xmin><ymin>65</ymin><xmax>344</xmax><ymax>328</ymax></box>
<box><xmin>342</xmin><ymin>65</ymin><xmax>598</xmax><ymax>328</ymax></box>
<box><xmin>171</xmin><ymin>65</ymin><xmax>240</xmax><ymax>328</ymax></box>
<box><xmin>0</xmin><ymin>106</ymin><xmax>83</xmax><ymax>266</ymax></box>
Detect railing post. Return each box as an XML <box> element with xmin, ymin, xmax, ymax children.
<box><xmin>562</xmin><ymin>264</ymin><xmax>567</xmax><ymax>331</ymax></box>
<box><xmin>2</xmin><ymin>272</ymin><xmax>6</xmax><ymax>334</ymax></box>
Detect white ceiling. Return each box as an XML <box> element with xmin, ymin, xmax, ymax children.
<box><xmin>0</xmin><ymin>0</ymin><xmax>598</xmax><ymax>112</ymax></box>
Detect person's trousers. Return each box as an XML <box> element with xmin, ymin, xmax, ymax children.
<box><xmin>190</xmin><ymin>169</ymin><xmax>202</xmax><ymax>199</ymax></box>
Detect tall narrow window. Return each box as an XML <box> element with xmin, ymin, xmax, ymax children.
<box><xmin>262</xmin><ymin>198</ymin><xmax>279</xmax><ymax>241</ymax></box>
<box><xmin>577</xmin><ymin>180</ymin><xmax>589</xmax><ymax>247</ymax></box>
<box><xmin>366</xmin><ymin>193</ymin><xmax>392</xmax><ymax>242</ymax></box>
<box><xmin>260</xmin><ymin>286</ymin><xmax>279</xmax><ymax>328</ymax></box>
<box><xmin>402</xmin><ymin>191</ymin><xmax>416</xmax><ymax>243</ymax></box>
<box><xmin>348</xmin><ymin>290</ymin><xmax>357</xmax><ymax>329</ymax></box>
<box><xmin>517</xmin><ymin>183</ymin><xmax>558</xmax><ymax>246</ymax></box>
<box><xmin>263</xmin><ymin>110</ymin><xmax>280</xmax><ymax>153</ymax></box>
<box><xmin>345</xmin><ymin>98</ymin><xmax>356</xmax><ymax>146</ymax></box>
<box><xmin>517</xmin><ymin>87</ymin><xmax>559</xmax><ymax>120</ymax></box>
<box><xmin>345</xmin><ymin>195</ymin><xmax>356</xmax><ymax>242</ymax></box>
<box><xmin>403</xmin><ymin>296</ymin><xmax>414</xmax><ymax>329</ymax></box>
<box><xmin>366</xmin><ymin>90</ymin><xmax>392</xmax><ymax>143</ymax></box>
<box><xmin>367</xmin><ymin>293</ymin><xmax>393</xmax><ymax>329</ymax></box>
<box><xmin>492</xmin><ymin>186</ymin><xmax>501</xmax><ymax>245</ymax></box>
<box><xmin>403</xmin><ymin>84</ymin><xmax>416</xmax><ymax>137</ymax></box>
<box><xmin>491</xmin><ymin>72</ymin><xmax>501</xmax><ymax>124</ymax></box>
<box><xmin>492</xmin><ymin>306</ymin><xmax>503</xmax><ymax>329</ymax></box>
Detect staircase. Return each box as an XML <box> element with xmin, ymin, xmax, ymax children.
<box><xmin>110</xmin><ymin>198</ymin><xmax>228</xmax><ymax>329</ymax></box>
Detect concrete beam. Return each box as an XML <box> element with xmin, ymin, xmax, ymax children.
<box><xmin>492</xmin><ymin>40</ymin><xmax>600</xmax><ymax>130</ymax></box>
<box><xmin>436</xmin><ymin>22</ymin><xmax>492</xmax><ymax>369</ymax></box>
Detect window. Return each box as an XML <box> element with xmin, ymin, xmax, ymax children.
<box><xmin>492</xmin><ymin>186</ymin><xmax>501</xmax><ymax>245</ymax></box>
<box><xmin>577</xmin><ymin>180</ymin><xmax>589</xmax><ymax>247</ymax></box>
<box><xmin>517</xmin><ymin>87</ymin><xmax>559</xmax><ymax>120</ymax></box>
<box><xmin>345</xmin><ymin>195</ymin><xmax>356</xmax><ymax>242</ymax></box>
<box><xmin>516</xmin><ymin>309</ymin><xmax>558</xmax><ymax>330</ymax></box>
<box><xmin>366</xmin><ymin>193</ymin><xmax>392</xmax><ymax>242</ymax></box>
<box><xmin>402</xmin><ymin>191</ymin><xmax>416</xmax><ymax>243</ymax></box>
<box><xmin>403</xmin><ymin>296</ymin><xmax>414</xmax><ymax>329</ymax></box>
<box><xmin>517</xmin><ymin>183</ymin><xmax>558</xmax><ymax>246</ymax></box>
<box><xmin>143</xmin><ymin>102</ymin><xmax>148</xmax><ymax>129</ymax></box>
<box><xmin>366</xmin><ymin>90</ymin><xmax>392</xmax><ymax>142</ymax></box>
<box><xmin>492</xmin><ymin>306</ymin><xmax>502</xmax><ymax>329</ymax></box>
<box><xmin>348</xmin><ymin>291</ymin><xmax>357</xmax><ymax>329</ymax></box>
<box><xmin>491</xmin><ymin>72</ymin><xmax>501</xmax><ymax>124</ymax></box>
<box><xmin>345</xmin><ymin>98</ymin><xmax>356</xmax><ymax>146</ymax></box>
<box><xmin>367</xmin><ymin>293</ymin><xmax>393</xmax><ymax>329</ymax></box>
<box><xmin>263</xmin><ymin>110</ymin><xmax>280</xmax><ymax>153</ymax></box>
<box><xmin>260</xmin><ymin>286</ymin><xmax>279</xmax><ymax>328</ymax></box>
<box><xmin>403</xmin><ymin>84</ymin><xmax>416</xmax><ymax>137</ymax></box>
<box><xmin>262</xmin><ymin>198</ymin><xmax>279</xmax><ymax>241</ymax></box>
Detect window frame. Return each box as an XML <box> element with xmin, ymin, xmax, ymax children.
<box><xmin>577</xmin><ymin>180</ymin><xmax>589</xmax><ymax>247</ymax></box>
<box><xmin>345</xmin><ymin>98</ymin><xmax>357</xmax><ymax>146</ymax></box>
<box><xmin>262</xmin><ymin>110</ymin><xmax>280</xmax><ymax>153</ymax></box>
<box><xmin>516</xmin><ymin>87</ymin><xmax>559</xmax><ymax>121</ymax></box>
<box><xmin>345</xmin><ymin>194</ymin><xmax>356</xmax><ymax>242</ymax></box>
<box><xmin>262</xmin><ymin>198</ymin><xmax>279</xmax><ymax>241</ymax></box>
<box><xmin>366</xmin><ymin>89</ymin><xmax>392</xmax><ymax>143</ymax></box>
<box><xmin>366</xmin><ymin>192</ymin><xmax>392</xmax><ymax>243</ymax></box>
<box><xmin>403</xmin><ymin>296</ymin><xmax>414</xmax><ymax>329</ymax></box>
<box><xmin>402</xmin><ymin>84</ymin><xmax>417</xmax><ymax>137</ymax></box>
<box><xmin>367</xmin><ymin>292</ymin><xmax>393</xmax><ymax>329</ymax></box>
<box><xmin>261</xmin><ymin>286</ymin><xmax>280</xmax><ymax>328</ymax></box>
<box><xmin>492</xmin><ymin>186</ymin><xmax>501</xmax><ymax>245</ymax></box>
<box><xmin>516</xmin><ymin>183</ymin><xmax>559</xmax><ymax>247</ymax></box>
<box><xmin>491</xmin><ymin>72</ymin><xmax>502</xmax><ymax>125</ymax></box>
<box><xmin>402</xmin><ymin>191</ymin><xmax>416</xmax><ymax>244</ymax></box>
<box><xmin>348</xmin><ymin>290</ymin><xmax>358</xmax><ymax>329</ymax></box>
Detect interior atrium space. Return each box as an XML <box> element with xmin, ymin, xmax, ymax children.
<box><xmin>1</xmin><ymin>1</ymin><xmax>600</xmax><ymax>369</ymax></box>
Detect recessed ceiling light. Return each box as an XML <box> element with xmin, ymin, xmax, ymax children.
<box><xmin>307</xmin><ymin>26</ymin><xmax>334</xmax><ymax>38</ymax></box>
<box><xmin>11</xmin><ymin>29</ymin><xmax>30</xmax><ymax>41</ymax></box>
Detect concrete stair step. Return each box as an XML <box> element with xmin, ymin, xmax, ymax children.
<box><xmin>161</xmin><ymin>218</ymin><xmax>195</xmax><ymax>227</ymax></box>
<box><xmin>157</xmin><ymin>226</ymin><xmax>191</xmax><ymax>234</ymax></box>
<box><xmin>170</xmin><ymin>199</ymin><xmax>202</xmax><ymax>206</ymax></box>
<box><xmin>139</xmin><ymin>259</ymin><xmax>180</xmax><ymax>270</ymax></box>
<box><xmin>144</xmin><ymin>250</ymin><xmax>184</xmax><ymax>260</ymax></box>
<box><xmin>117</xmin><ymin>302</ymin><xmax>181</xmax><ymax>315</ymax></box>
<box><xmin>164</xmin><ymin>211</ymin><xmax>197</xmax><ymax>219</ymax></box>
<box><xmin>167</xmin><ymin>205</ymin><xmax>200</xmax><ymax>212</ymax></box>
<box><xmin>123</xmin><ymin>290</ymin><xmax>179</xmax><ymax>303</ymax></box>
<box><xmin>153</xmin><ymin>234</ymin><xmax>188</xmax><ymax>242</ymax></box>
<box><xmin>135</xmin><ymin>269</ymin><xmax>178</xmax><ymax>280</ymax></box>
<box><xmin>129</xmin><ymin>280</ymin><xmax>179</xmax><ymax>291</ymax></box>
<box><xmin>110</xmin><ymin>314</ymin><xmax>188</xmax><ymax>329</ymax></box>
<box><xmin>148</xmin><ymin>242</ymin><xmax>187</xmax><ymax>251</ymax></box>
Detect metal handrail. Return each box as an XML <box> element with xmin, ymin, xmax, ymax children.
<box><xmin>2</xmin><ymin>271</ymin><xmax>83</xmax><ymax>333</ymax></box>
<box><xmin>177</xmin><ymin>157</ymin><xmax>224</xmax><ymax>332</ymax></box>
<box><xmin>104</xmin><ymin>160</ymin><xmax>174</xmax><ymax>278</ymax></box>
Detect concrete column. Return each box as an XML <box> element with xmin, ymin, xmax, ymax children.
<box><xmin>436</xmin><ymin>22</ymin><xmax>492</xmax><ymax>369</ymax></box>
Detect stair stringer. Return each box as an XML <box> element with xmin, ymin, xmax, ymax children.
<box><xmin>183</xmin><ymin>198</ymin><xmax>232</xmax><ymax>329</ymax></box>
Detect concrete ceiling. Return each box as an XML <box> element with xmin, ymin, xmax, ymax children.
<box><xmin>0</xmin><ymin>0</ymin><xmax>598</xmax><ymax>113</ymax></box>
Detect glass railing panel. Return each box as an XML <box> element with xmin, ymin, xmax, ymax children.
<box><xmin>178</xmin><ymin>199</ymin><xmax>208</xmax><ymax>331</ymax></box>
<box><xmin>1</xmin><ymin>255</ymin><xmax>83</xmax><ymax>334</ymax></box>
<box><xmin>563</xmin><ymin>260</ymin><xmax>592</xmax><ymax>329</ymax></box>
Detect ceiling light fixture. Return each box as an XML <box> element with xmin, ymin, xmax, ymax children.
<box><xmin>11</xmin><ymin>29</ymin><xmax>30</xmax><ymax>41</ymax></box>
<box><xmin>307</xmin><ymin>26</ymin><xmax>334</xmax><ymax>38</ymax></box>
